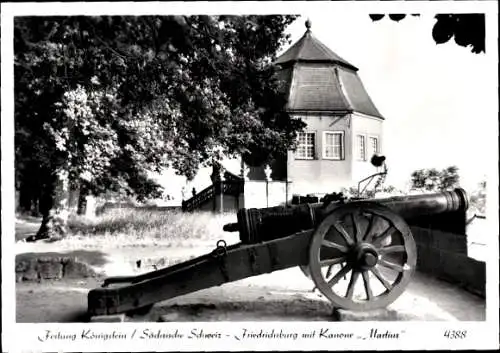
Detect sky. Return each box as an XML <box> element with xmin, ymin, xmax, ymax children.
<box><xmin>281</xmin><ymin>12</ymin><xmax>497</xmax><ymax>191</ymax></box>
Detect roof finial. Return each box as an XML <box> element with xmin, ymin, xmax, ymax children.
<box><xmin>305</xmin><ymin>18</ymin><xmax>312</xmax><ymax>31</ymax></box>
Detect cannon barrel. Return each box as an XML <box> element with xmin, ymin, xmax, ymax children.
<box><xmin>225</xmin><ymin>188</ymin><xmax>469</xmax><ymax>243</ymax></box>
<box><xmin>357</xmin><ymin>187</ymin><xmax>468</xmax><ymax>220</ymax></box>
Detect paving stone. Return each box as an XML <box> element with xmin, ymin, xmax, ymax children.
<box><xmin>333</xmin><ymin>308</ymin><xmax>400</xmax><ymax>321</ymax></box>
<box><xmin>158</xmin><ymin>312</ymin><xmax>180</xmax><ymax>322</ymax></box>
<box><xmin>37</xmin><ymin>256</ymin><xmax>64</xmax><ymax>263</ymax></box>
<box><xmin>22</xmin><ymin>268</ymin><xmax>39</xmax><ymax>281</ymax></box>
<box><xmin>63</xmin><ymin>260</ymin><xmax>96</xmax><ymax>278</ymax></box>
<box><xmin>59</xmin><ymin>257</ymin><xmax>73</xmax><ymax>265</ymax></box>
<box><xmin>16</xmin><ymin>272</ymin><xmax>24</xmax><ymax>283</ymax></box>
<box><xmin>15</xmin><ymin>259</ymin><xmax>30</xmax><ymax>272</ymax></box>
<box><xmin>37</xmin><ymin>261</ymin><xmax>63</xmax><ymax>279</ymax></box>
<box><xmin>90</xmin><ymin>314</ymin><xmax>126</xmax><ymax>322</ymax></box>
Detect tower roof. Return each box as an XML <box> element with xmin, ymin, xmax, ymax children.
<box><xmin>275</xmin><ymin>21</ymin><xmax>358</xmax><ymax>71</ymax></box>
<box><xmin>275</xmin><ymin>20</ymin><xmax>383</xmax><ymax>119</ymax></box>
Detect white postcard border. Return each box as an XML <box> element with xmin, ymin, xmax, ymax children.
<box><xmin>2</xmin><ymin>1</ymin><xmax>498</xmax><ymax>351</ymax></box>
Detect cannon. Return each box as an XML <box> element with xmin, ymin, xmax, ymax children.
<box><xmin>87</xmin><ymin>188</ymin><xmax>469</xmax><ymax>316</ymax></box>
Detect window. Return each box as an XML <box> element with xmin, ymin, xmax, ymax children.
<box><xmin>323</xmin><ymin>131</ymin><xmax>344</xmax><ymax>160</ymax></box>
<box><xmin>356</xmin><ymin>135</ymin><xmax>366</xmax><ymax>161</ymax></box>
<box><xmin>369</xmin><ymin>136</ymin><xmax>379</xmax><ymax>157</ymax></box>
<box><xmin>296</xmin><ymin>132</ymin><xmax>316</xmax><ymax>159</ymax></box>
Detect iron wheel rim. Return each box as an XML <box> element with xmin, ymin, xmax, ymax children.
<box><xmin>309</xmin><ymin>202</ymin><xmax>417</xmax><ymax>311</ymax></box>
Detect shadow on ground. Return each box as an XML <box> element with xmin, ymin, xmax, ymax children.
<box><xmin>15</xmin><ymin>219</ymin><xmax>41</xmax><ymax>241</ymax></box>
<box><xmin>146</xmin><ymin>299</ymin><xmax>336</xmax><ymax>322</ymax></box>
<box><xmin>16</xmin><ymin>214</ymin><xmax>43</xmax><ymax>223</ymax></box>
<box><xmin>16</xmin><ymin>279</ymin><xmax>96</xmax><ymax>323</ymax></box>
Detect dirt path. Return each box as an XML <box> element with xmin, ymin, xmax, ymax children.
<box><xmin>17</xmin><ymin>278</ymin><xmax>98</xmax><ymax>323</ymax></box>
<box><xmin>16</xmin><ymin>266</ymin><xmax>485</xmax><ymax>323</ymax></box>
<box><xmin>15</xmin><ymin>216</ymin><xmax>40</xmax><ymax>241</ymax></box>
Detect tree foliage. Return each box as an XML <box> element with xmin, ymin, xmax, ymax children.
<box><xmin>469</xmin><ymin>179</ymin><xmax>487</xmax><ymax>215</ymax></box>
<box><xmin>410</xmin><ymin>165</ymin><xmax>460</xmax><ymax>192</ymax></box>
<box><xmin>369</xmin><ymin>13</ymin><xmax>485</xmax><ymax>54</ymax></box>
<box><xmin>341</xmin><ymin>185</ymin><xmax>401</xmax><ymax>200</ymax></box>
<box><xmin>15</xmin><ymin>15</ymin><xmax>303</xmax><ymax>212</ymax></box>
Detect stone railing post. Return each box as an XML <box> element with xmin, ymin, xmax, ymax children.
<box><xmin>264</xmin><ymin>165</ymin><xmax>272</xmax><ymax>208</ymax></box>
<box><xmin>218</xmin><ymin>166</ymin><xmax>225</xmax><ymax>213</ymax></box>
<box><xmin>240</xmin><ymin>160</ymin><xmax>250</xmax><ymax>181</ymax></box>
<box><xmin>286</xmin><ymin>175</ymin><xmax>292</xmax><ymax>207</ymax></box>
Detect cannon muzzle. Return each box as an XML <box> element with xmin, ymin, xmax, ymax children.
<box><xmin>225</xmin><ymin>188</ymin><xmax>469</xmax><ymax>244</ymax></box>
<box><xmin>223</xmin><ymin>223</ymin><xmax>239</xmax><ymax>232</ymax></box>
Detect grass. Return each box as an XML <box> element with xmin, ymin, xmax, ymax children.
<box><xmin>64</xmin><ymin>208</ymin><xmax>239</xmax><ymax>248</ymax></box>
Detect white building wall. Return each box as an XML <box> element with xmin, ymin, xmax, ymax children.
<box><xmin>350</xmin><ymin>112</ymin><xmax>384</xmax><ymax>188</ymax></box>
<box><xmin>287</xmin><ymin>113</ymin><xmax>353</xmax><ymax>195</ymax></box>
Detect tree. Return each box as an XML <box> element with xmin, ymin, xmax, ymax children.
<box><xmin>15</xmin><ymin>15</ymin><xmax>304</xmax><ymax>240</ymax></box>
<box><xmin>469</xmin><ymin>179</ymin><xmax>487</xmax><ymax>215</ymax></box>
<box><xmin>439</xmin><ymin>165</ymin><xmax>461</xmax><ymax>190</ymax></box>
<box><xmin>410</xmin><ymin>165</ymin><xmax>460</xmax><ymax>192</ymax></box>
<box><xmin>369</xmin><ymin>13</ymin><xmax>485</xmax><ymax>54</ymax></box>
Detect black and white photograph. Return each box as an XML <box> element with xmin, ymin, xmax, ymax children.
<box><xmin>1</xmin><ymin>1</ymin><xmax>498</xmax><ymax>351</ymax></box>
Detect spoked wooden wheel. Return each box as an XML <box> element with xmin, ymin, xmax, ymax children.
<box><xmin>308</xmin><ymin>202</ymin><xmax>417</xmax><ymax>311</ymax></box>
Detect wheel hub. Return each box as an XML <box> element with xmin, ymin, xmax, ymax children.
<box><xmin>351</xmin><ymin>244</ymin><xmax>379</xmax><ymax>270</ymax></box>
<box><xmin>362</xmin><ymin>251</ymin><xmax>378</xmax><ymax>267</ymax></box>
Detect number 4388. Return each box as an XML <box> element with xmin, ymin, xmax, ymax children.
<box><xmin>444</xmin><ymin>330</ymin><xmax>467</xmax><ymax>339</ymax></box>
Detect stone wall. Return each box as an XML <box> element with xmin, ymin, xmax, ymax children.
<box><xmin>411</xmin><ymin>226</ymin><xmax>486</xmax><ymax>297</ymax></box>
<box><xmin>16</xmin><ymin>254</ymin><xmax>98</xmax><ymax>282</ymax></box>
<box><xmin>213</xmin><ymin>194</ymin><xmax>243</xmax><ymax>212</ymax></box>
<box><xmin>243</xmin><ymin>180</ymin><xmax>290</xmax><ymax>209</ymax></box>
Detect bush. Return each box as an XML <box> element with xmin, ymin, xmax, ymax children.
<box><xmin>340</xmin><ymin>185</ymin><xmax>404</xmax><ymax>199</ymax></box>
<box><xmin>410</xmin><ymin>166</ymin><xmax>460</xmax><ymax>192</ymax></box>
<box><xmin>469</xmin><ymin>180</ymin><xmax>487</xmax><ymax>215</ymax></box>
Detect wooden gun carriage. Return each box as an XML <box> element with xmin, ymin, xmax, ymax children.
<box><xmin>88</xmin><ymin>188</ymin><xmax>469</xmax><ymax>316</ymax></box>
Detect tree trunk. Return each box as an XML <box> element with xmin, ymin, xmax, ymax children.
<box><xmin>28</xmin><ymin>169</ymin><xmax>70</xmax><ymax>242</ymax></box>
<box><xmin>77</xmin><ymin>183</ymin><xmax>89</xmax><ymax>215</ymax></box>
<box><xmin>17</xmin><ymin>172</ymin><xmax>41</xmax><ymax>216</ymax></box>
